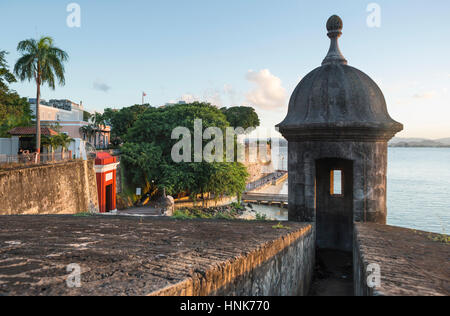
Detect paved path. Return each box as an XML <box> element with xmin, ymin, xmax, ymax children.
<box><xmin>242</xmin><ymin>192</ymin><xmax>288</xmax><ymax>204</ymax></box>
<box><xmin>116</xmin><ymin>206</ymin><xmax>162</xmax><ymax>217</ymax></box>
<box><xmin>308</xmin><ymin>249</ymin><xmax>354</xmax><ymax>296</ymax></box>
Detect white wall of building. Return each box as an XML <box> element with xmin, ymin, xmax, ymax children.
<box><xmin>30</xmin><ymin>103</ymin><xmax>83</xmax><ymax>122</ymax></box>
<box><xmin>68</xmin><ymin>138</ymin><xmax>88</xmax><ymax>160</ymax></box>
<box><xmin>0</xmin><ymin>137</ymin><xmax>19</xmax><ymax>155</ymax></box>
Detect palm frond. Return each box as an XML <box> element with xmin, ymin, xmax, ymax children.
<box><xmin>42</xmin><ymin>65</ymin><xmax>56</xmax><ymax>89</ymax></box>
<box><xmin>38</xmin><ymin>36</ymin><xmax>54</xmax><ymax>49</ymax></box>
<box><xmin>46</xmin><ymin>52</ymin><xmax>66</xmax><ymax>86</ymax></box>
<box><xmin>14</xmin><ymin>54</ymin><xmax>36</xmax><ymax>82</ymax></box>
<box><xmin>17</xmin><ymin>39</ymin><xmax>37</xmax><ymax>54</ymax></box>
<box><xmin>15</xmin><ymin>36</ymin><xmax>68</xmax><ymax>89</ymax></box>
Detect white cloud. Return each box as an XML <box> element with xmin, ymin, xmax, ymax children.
<box><xmin>223</xmin><ymin>84</ymin><xmax>239</xmax><ymax>106</ymax></box>
<box><xmin>180</xmin><ymin>94</ymin><xmax>198</xmax><ymax>103</ymax></box>
<box><xmin>179</xmin><ymin>91</ymin><xmax>223</xmax><ymax>107</ymax></box>
<box><xmin>413</xmin><ymin>91</ymin><xmax>437</xmax><ymax>99</ymax></box>
<box><xmin>394</xmin><ymin>98</ymin><xmax>409</xmax><ymax>105</ymax></box>
<box><xmin>224</xmin><ymin>84</ymin><xmax>234</xmax><ymax>94</ymax></box>
<box><xmin>202</xmin><ymin>89</ymin><xmax>223</xmax><ymax>107</ymax></box>
<box><xmin>93</xmin><ymin>80</ymin><xmax>111</xmax><ymax>92</ymax></box>
<box><xmin>245</xmin><ymin>69</ymin><xmax>287</xmax><ymax>111</ymax></box>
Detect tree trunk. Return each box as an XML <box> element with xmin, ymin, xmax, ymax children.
<box><xmin>36</xmin><ymin>80</ymin><xmax>41</xmax><ymax>161</ymax></box>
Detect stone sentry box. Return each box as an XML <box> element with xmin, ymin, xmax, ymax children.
<box><xmin>277</xmin><ymin>15</ymin><xmax>403</xmax><ymax>251</ymax></box>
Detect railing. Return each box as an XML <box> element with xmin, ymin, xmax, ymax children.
<box><xmin>242</xmin><ymin>192</ymin><xmax>289</xmax><ymax>203</ymax></box>
<box><xmin>0</xmin><ymin>151</ymin><xmax>73</xmax><ymax>167</ymax></box>
<box><xmin>39</xmin><ymin>152</ymin><xmax>73</xmax><ymax>163</ymax></box>
<box><xmin>245</xmin><ymin>171</ymin><xmax>287</xmax><ymax>192</ymax></box>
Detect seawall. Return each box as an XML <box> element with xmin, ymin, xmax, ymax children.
<box><xmin>151</xmin><ymin>222</ymin><xmax>314</xmax><ymax>296</ymax></box>
<box><xmin>243</xmin><ymin>143</ymin><xmax>273</xmax><ymax>183</ymax></box>
<box><xmin>0</xmin><ymin>160</ymin><xmax>99</xmax><ymax>215</ymax></box>
<box><xmin>174</xmin><ymin>196</ymin><xmax>238</xmax><ymax>210</ymax></box>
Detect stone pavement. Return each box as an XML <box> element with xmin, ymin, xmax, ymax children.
<box><xmin>116</xmin><ymin>206</ymin><xmax>162</xmax><ymax>217</ymax></box>
<box><xmin>0</xmin><ymin>215</ymin><xmax>308</xmax><ymax>296</ymax></box>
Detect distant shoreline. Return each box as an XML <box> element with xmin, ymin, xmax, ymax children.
<box><xmin>278</xmin><ymin>145</ymin><xmax>450</xmax><ymax>148</ymax></box>
<box><xmin>388</xmin><ymin>145</ymin><xmax>450</xmax><ymax>148</ymax></box>
<box><xmin>267</xmin><ymin>138</ymin><xmax>450</xmax><ymax>149</ymax></box>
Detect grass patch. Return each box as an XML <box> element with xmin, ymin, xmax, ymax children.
<box><xmin>255</xmin><ymin>212</ymin><xmax>268</xmax><ymax>221</ymax></box>
<box><xmin>428</xmin><ymin>233</ymin><xmax>450</xmax><ymax>244</ymax></box>
<box><xmin>172</xmin><ymin>209</ymin><xmax>214</xmax><ymax>220</ymax></box>
<box><xmin>172</xmin><ymin>207</ymin><xmax>240</xmax><ymax>221</ymax></box>
<box><xmin>73</xmin><ymin>212</ymin><xmax>94</xmax><ymax>217</ymax></box>
<box><xmin>272</xmin><ymin>222</ymin><xmax>290</xmax><ymax>230</ymax></box>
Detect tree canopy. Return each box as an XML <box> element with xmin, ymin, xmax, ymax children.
<box><xmin>120</xmin><ymin>102</ymin><xmax>248</xmax><ymax>199</ymax></box>
<box><xmin>14</xmin><ymin>36</ymin><xmax>68</xmax><ymax>152</ymax></box>
<box><xmin>102</xmin><ymin>104</ymin><xmax>150</xmax><ymax>145</ymax></box>
<box><xmin>220</xmin><ymin>106</ymin><xmax>260</xmax><ymax>131</ymax></box>
<box><xmin>14</xmin><ymin>37</ymin><xmax>68</xmax><ymax>89</ymax></box>
<box><xmin>0</xmin><ymin>50</ymin><xmax>33</xmax><ymax>137</ymax></box>
<box><xmin>0</xmin><ymin>51</ymin><xmax>16</xmax><ymax>91</ymax></box>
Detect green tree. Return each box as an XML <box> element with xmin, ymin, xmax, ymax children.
<box><xmin>0</xmin><ymin>93</ymin><xmax>33</xmax><ymax>137</ymax></box>
<box><xmin>41</xmin><ymin>134</ymin><xmax>73</xmax><ymax>160</ymax></box>
<box><xmin>0</xmin><ymin>50</ymin><xmax>33</xmax><ymax>137</ymax></box>
<box><xmin>220</xmin><ymin>106</ymin><xmax>260</xmax><ymax>131</ymax></box>
<box><xmin>79</xmin><ymin>125</ymin><xmax>95</xmax><ymax>142</ymax></box>
<box><xmin>14</xmin><ymin>36</ymin><xmax>68</xmax><ymax>153</ymax></box>
<box><xmin>90</xmin><ymin>112</ymin><xmax>106</xmax><ymax>148</ymax></box>
<box><xmin>102</xmin><ymin>104</ymin><xmax>150</xmax><ymax>145</ymax></box>
<box><xmin>0</xmin><ymin>51</ymin><xmax>16</xmax><ymax>91</ymax></box>
<box><xmin>41</xmin><ymin>135</ymin><xmax>59</xmax><ymax>160</ymax></box>
<box><xmin>55</xmin><ymin>133</ymin><xmax>73</xmax><ymax>156</ymax></box>
<box><xmin>120</xmin><ymin>142</ymin><xmax>163</xmax><ymax>185</ymax></box>
<box><xmin>121</xmin><ymin>102</ymin><xmax>248</xmax><ymax>201</ymax></box>
<box><xmin>83</xmin><ymin>111</ymin><xmax>92</xmax><ymax>122</ymax></box>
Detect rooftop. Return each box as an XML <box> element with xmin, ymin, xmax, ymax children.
<box><xmin>8</xmin><ymin>126</ymin><xmax>59</xmax><ymax>136</ymax></box>
<box><xmin>278</xmin><ymin>15</ymin><xmax>403</xmax><ymax>141</ymax></box>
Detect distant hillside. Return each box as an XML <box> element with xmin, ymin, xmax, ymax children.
<box><xmin>437</xmin><ymin>138</ymin><xmax>450</xmax><ymax>146</ymax></box>
<box><xmin>248</xmin><ymin>137</ymin><xmax>450</xmax><ymax>148</ymax></box>
<box><xmin>389</xmin><ymin>138</ymin><xmax>427</xmax><ymax>144</ymax></box>
<box><xmin>389</xmin><ymin>137</ymin><xmax>450</xmax><ymax>148</ymax></box>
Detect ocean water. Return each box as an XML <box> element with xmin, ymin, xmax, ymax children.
<box><xmin>387</xmin><ymin>148</ymin><xmax>450</xmax><ymax>234</ymax></box>
<box><xmin>255</xmin><ymin>147</ymin><xmax>450</xmax><ymax>234</ymax></box>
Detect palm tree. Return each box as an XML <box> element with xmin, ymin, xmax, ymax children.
<box><xmin>41</xmin><ymin>134</ymin><xmax>73</xmax><ymax>161</ymax></box>
<box><xmin>14</xmin><ymin>36</ymin><xmax>68</xmax><ymax>155</ymax></box>
<box><xmin>56</xmin><ymin>133</ymin><xmax>73</xmax><ymax>158</ymax></box>
<box><xmin>40</xmin><ymin>135</ymin><xmax>56</xmax><ymax>162</ymax></box>
<box><xmin>92</xmin><ymin>112</ymin><xmax>105</xmax><ymax>148</ymax></box>
<box><xmin>80</xmin><ymin>125</ymin><xmax>95</xmax><ymax>143</ymax></box>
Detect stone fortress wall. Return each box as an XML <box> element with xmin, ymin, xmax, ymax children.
<box><xmin>0</xmin><ymin>160</ymin><xmax>98</xmax><ymax>215</ymax></box>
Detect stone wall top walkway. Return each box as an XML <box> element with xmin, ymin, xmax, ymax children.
<box><xmin>0</xmin><ymin>215</ymin><xmax>311</xmax><ymax>296</ymax></box>
<box><xmin>355</xmin><ymin>223</ymin><xmax>449</xmax><ymax>296</ymax></box>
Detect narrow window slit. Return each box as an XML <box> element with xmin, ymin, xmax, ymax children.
<box><xmin>331</xmin><ymin>170</ymin><xmax>343</xmax><ymax>196</ymax></box>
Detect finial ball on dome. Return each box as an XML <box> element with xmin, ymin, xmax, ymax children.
<box><xmin>326</xmin><ymin>15</ymin><xmax>343</xmax><ymax>32</ymax></box>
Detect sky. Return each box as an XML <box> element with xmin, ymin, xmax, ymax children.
<box><xmin>1</xmin><ymin>0</ymin><xmax>449</xmax><ymax>139</ymax></box>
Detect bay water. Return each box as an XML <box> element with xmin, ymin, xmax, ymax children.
<box><xmin>253</xmin><ymin>147</ymin><xmax>450</xmax><ymax>234</ymax></box>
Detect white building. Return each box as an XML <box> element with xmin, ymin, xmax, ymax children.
<box><xmin>29</xmin><ymin>99</ymin><xmax>84</xmax><ymax>120</ymax></box>
<box><xmin>28</xmin><ymin>99</ymin><xmax>110</xmax><ymax>149</ymax></box>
